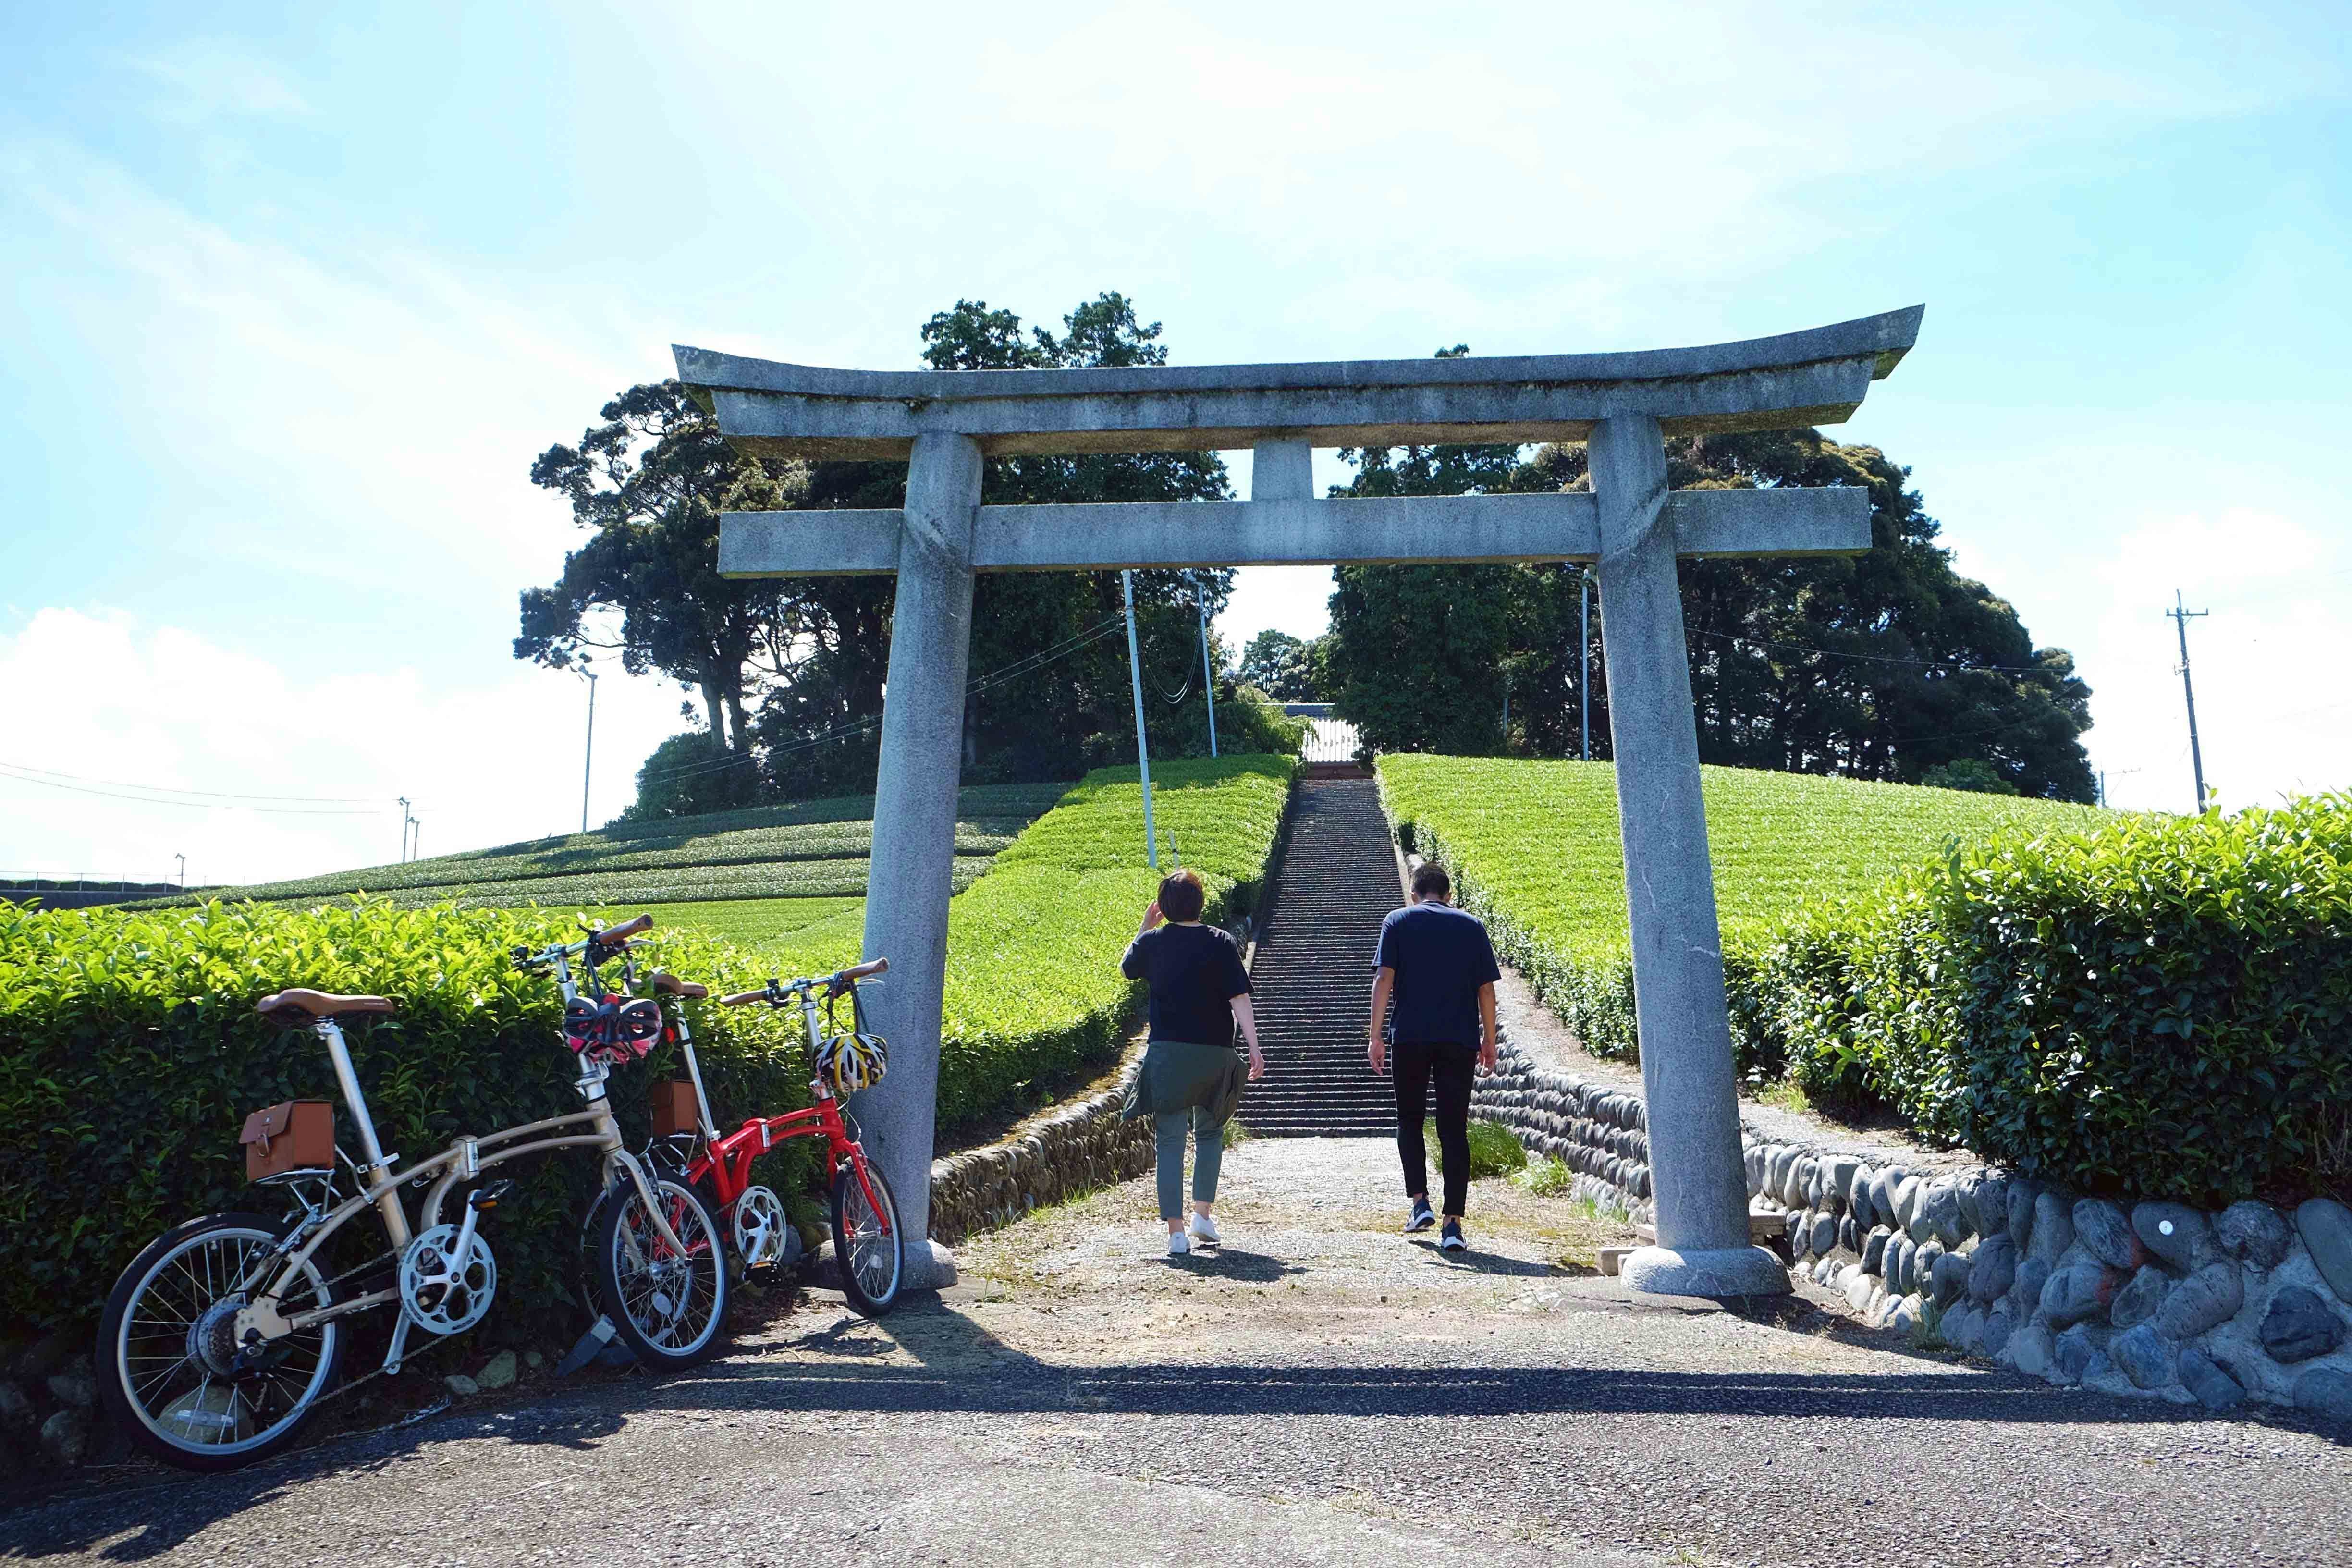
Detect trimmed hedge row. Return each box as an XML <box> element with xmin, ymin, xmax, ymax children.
<box><xmin>1744</xmin><ymin>796</ymin><xmax>2352</xmax><ymax>1205</ymax></box>
<box><xmin>0</xmin><ymin>898</ymin><xmax>822</xmax><ymax>1336</ymax></box>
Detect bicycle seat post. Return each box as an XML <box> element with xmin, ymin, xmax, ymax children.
<box><xmin>316</xmin><ymin>1017</ymin><xmax>411</xmax><ymax>1249</ymax></box>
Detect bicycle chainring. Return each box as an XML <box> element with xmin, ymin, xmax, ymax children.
<box><xmin>398</xmin><ymin>1224</ymin><xmax>498</xmax><ymax>1336</ymax></box>
<box><xmin>732</xmin><ymin>1185</ymin><xmax>789</xmax><ymax>1270</ymax></box>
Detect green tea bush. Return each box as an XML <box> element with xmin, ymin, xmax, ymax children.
<box><xmin>1377</xmin><ymin>756</ymin><xmax>2104</xmax><ymax>1069</ymax></box>
<box><xmin>758</xmin><ymin>755</ymin><xmax>1297</xmax><ymax>1134</ymax></box>
<box><xmin>0</xmin><ymin>898</ymin><xmax>820</xmax><ymax>1337</ymax></box>
<box><xmin>1750</xmin><ymin>797</ymin><xmax>2352</xmax><ymax>1204</ymax></box>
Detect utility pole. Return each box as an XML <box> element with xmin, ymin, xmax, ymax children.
<box><xmin>579</xmin><ymin>667</ymin><xmax>599</xmax><ymax>834</ymax></box>
<box><xmin>1121</xmin><ymin>570</ymin><xmax>1159</xmax><ymax>869</ymax></box>
<box><xmin>174</xmin><ymin>852</ymin><xmax>185</xmax><ymax>888</ymax></box>
<box><xmin>397</xmin><ymin>797</ymin><xmax>412</xmax><ymax>862</ymax></box>
<box><xmin>2167</xmin><ymin>590</ymin><xmax>2210</xmax><ymax>813</ymax></box>
<box><xmin>1192</xmin><ymin>573</ymin><xmax>1218</xmax><ymax>759</ymax></box>
<box><xmin>1580</xmin><ymin>569</ymin><xmax>1593</xmax><ymax>762</ymax></box>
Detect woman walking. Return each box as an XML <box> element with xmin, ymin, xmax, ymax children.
<box><xmin>1120</xmin><ymin>868</ymin><xmax>1265</xmax><ymax>1256</ymax></box>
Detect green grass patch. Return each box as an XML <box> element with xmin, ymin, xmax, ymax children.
<box><xmin>1425</xmin><ymin>1117</ymin><xmax>1528</xmax><ymax>1179</ymax></box>
<box><xmin>589</xmin><ymin>896</ymin><xmax>864</xmax><ymax>954</ymax></box>
<box><xmin>1514</xmin><ymin>1155</ymin><xmax>1574</xmax><ymax>1196</ymax></box>
<box><xmin>1377</xmin><ymin>756</ymin><xmax>2105</xmax><ymax>1066</ymax></box>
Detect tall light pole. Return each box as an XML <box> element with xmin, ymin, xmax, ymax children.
<box><xmin>1580</xmin><ymin>568</ymin><xmax>1593</xmax><ymax>762</ymax></box>
<box><xmin>579</xmin><ymin>667</ymin><xmax>599</xmax><ymax>835</ymax></box>
<box><xmin>1192</xmin><ymin>573</ymin><xmax>1218</xmax><ymax>759</ymax></box>
<box><xmin>2167</xmin><ymin>591</ymin><xmax>2209</xmax><ymax>813</ymax></box>
<box><xmin>174</xmin><ymin>852</ymin><xmax>185</xmax><ymax>888</ymax></box>
<box><xmin>1121</xmin><ymin>570</ymin><xmax>1159</xmax><ymax>869</ymax></box>
<box><xmin>397</xmin><ymin>797</ymin><xmax>413</xmax><ymax>862</ymax></box>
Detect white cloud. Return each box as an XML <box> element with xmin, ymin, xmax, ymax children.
<box><xmin>127</xmin><ymin>40</ymin><xmax>314</xmax><ymax>123</ymax></box>
<box><xmin>0</xmin><ymin>608</ymin><xmax>691</xmax><ymax>888</ymax></box>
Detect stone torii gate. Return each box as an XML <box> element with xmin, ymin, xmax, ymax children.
<box><xmin>679</xmin><ymin>305</ymin><xmax>1923</xmax><ymax>1296</ymax></box>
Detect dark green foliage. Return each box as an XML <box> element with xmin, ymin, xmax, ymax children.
<box><xmin>1747</xmin><ymin>797</ymin><xmax>2352</xmax><ymax>1204</ymax></box>
<box><xmin>1236</xmin><ymin>630</ymin><xmax>1322</xmax><ymax>702</ymax></box>
<box><xmin>1424</xmin><ymin>1118</ymin><xmax>1530</xmax><ymax>1180</ymax></box>
<box><xmin>618</xmin><ymin>731</ymin><xmax>766</xmax><ymax>822</ymax></box>
<box><xmin>0</xmin><ymin>899</ymin><xmax>820</xmax><ymax>1337</ymax></box>
<box><xmin>1321</xmin><ymin>360</ymin><xmax>2095</xmax><ymax>799</ymax></box>
<box><xmin>1918</xmin><ymin>759</ymin><xmax>2021</xmax><ymax>796</ymax></box>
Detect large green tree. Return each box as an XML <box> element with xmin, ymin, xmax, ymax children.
<box><xmin>1323</xmin><ymin>351</ymin><xmax>2095</xmax><ymax>800</ymax></box>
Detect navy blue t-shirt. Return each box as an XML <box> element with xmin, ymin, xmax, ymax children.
<box><xmin>1121</xmin><ymin>922</ymin><xmax>1252</xmax><ymax>1047</ymax></box>
<box><xmin>1373</xmin><ymin>902</ymin><xmax>1501</xmax><ymax>1046</ymax></box>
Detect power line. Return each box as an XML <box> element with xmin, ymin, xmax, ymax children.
<box><xmin>0</xmin><ymin>758</ymin><xmax>376</xmax><ymax>803</ymax></box>
<box><xmin>0</xmin><ymin>764</ymin><xmax>391</xmax><ymax>816</ymax></box>
<box><xmin>1691</xmin><ymin>627</ymin><xmax>2060</xmax><ymax>676</ymax></box>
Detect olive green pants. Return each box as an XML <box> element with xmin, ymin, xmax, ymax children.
<box><xmin>1156</xmin><ymin>1104</ymin><xmax>1225</xmax><ymax>1221</ymax></box>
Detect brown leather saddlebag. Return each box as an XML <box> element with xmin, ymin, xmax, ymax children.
<box><xmin>242</xmin><ymin>1101</ymin><xmax>335</xmax><ymax>1180</ymax></box>
<box><xmin>649</xmin><ymin>1080</ymin><xmax>702</xmax><ymax>1138</ymax></box>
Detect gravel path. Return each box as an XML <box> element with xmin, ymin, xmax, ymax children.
<box><xmin>6</xmin><ymin>1139</ymin><xmax>2346</xmax><ymax>1566</ymax></box>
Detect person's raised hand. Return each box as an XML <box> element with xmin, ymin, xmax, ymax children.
<box><xmin>1139</xmin><ymin>899</ymin><xmax>1164</xmax><ymax>931</ymax></box>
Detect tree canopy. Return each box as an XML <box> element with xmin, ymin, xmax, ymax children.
<box><xmin>1235</xmin><ymin>630</ymin><xmax>1323</xmax><ymax>702</ymax></box>
<box><xmin>1322</xmin><ymin>352</ymin><xmax>2095</xmax><ymax>801</ymax></box>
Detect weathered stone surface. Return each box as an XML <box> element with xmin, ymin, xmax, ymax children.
<box><xmin>2132</xmin><ymin>1202</ymin><xmax>2209</xmax><ymax>1274</ymax></box>
<box><xmin>1917</xmin><ymin>1240</ymin><xmax>1946</xmax><ymax>1301</ymax></box>
<box><xmin>1849</xmin><ymin>1176</ymin><xmax>1877</xmax><ymax>1231</ymax></box>
<box><xmin>2152</xmin><ymin>1263</ymin><xmax>2244</xmax><ymax>1341</ymax></box>
<box><xmin>1837</xmin><ymin>1213</ymin><xmax>1858</xmax><ymax>1254</ymax></box>
<box><xmin>1868</xmin><ymin>1165</ymin><xmax>1905</xmax><ymax>1226</ymax></box>
<box><xmin>2110</xmin><ymin>1265</ymin><xmax>2171</xmax><ymax>1330</ymax></box>
<box><xmin>1862</xmin><ymin>1225</ymin><xmax>1892</xmax><ymax>1274</ymax></box>
<box><xmin>1893</xmin><ymin>1175</ymin><xmax>1926</xmax><ymax>1233</ymax></box>
<box><xmin>1844</xmin><ymin>1267</ymin><xmax>1879</xmax><ymax>1313</ymax></box>
<box><xmin>2112</xmin><ymin>1322</ymin><xmax>2179</xmax><ymax>1390</ymax></box>
<box><xmin>45</xmin><ymin>1369</ymin><xmax>95</xmax><ymax>1410</ymax></box>
<box><xmin>2178</xmin><ymin>1346</ymin><xmax>2247</xmax><ymax>1411</ymax></box>
<box><xmin>2260</xmin><ymin>1286</ymin><xmax>2346</xmax><ymax>1363</ymax></box>
<box><xmin>2053</xmin><ymin>1322</ymin><xmax>2108</xmax><ymax>1383</ymax></box>
<box><xmin>445</xmin><ymin>1373</ymin><xmax>481</xmax><ymax>1397</ymax></box>
<box><xmin>1810</xmin><ymin>1212</ymin><xmax>1838</xmax><ymax>1258</ymax></box>
<box><xmin>2073</xmin><ymin>1198</ymin><xmax>2143</xmax><ymax>1271</ymax></box>
<box><xmin>1971</xmin><ymin>1173</ymin><xmax>2012</xmax><ymax>1237</ymax></box>
<box><xmin>2043</xmin><ymin>1262</ymin><xmax>2124</xmax><ymax>1328</ymax></box>
<box><xmin>0</xmin><ymin>1381</ymin><xmax>33</xmax><ymax>1439</ymax></box>
<box><xmin>1968</xmin><ymin>1234</ymin><xmax>2018</xmax><ymax>1303</ymax></box>
<box><xmin>2012</xmin><ymin>1256</ymin><xmax>2052</xmax><ymax>1316</ymax></box>
<box><xmin>13</xmin><ymin>1328</ymin><xmax>79</xmax><ymax>1382</ymax></box>
<box><xmin>2031</xmin><ymin>1191</ymin><xmax>2075</xmax><ymax>1265</ymax></box>
<box><xmin>1930</xmin><ymin>1249</ymin><xmax>1971</xmax><ymax>1309</ymax></box>
<box><xmin>1887</xmin><ymin>1237</ymin><xmax>1917</xmax><ymax>1297</ymax></box>
<box><xmin>2216</xmin><ymin>1200</ymin><xmax>2293</xmax><ymax>1269</ymax></box>
<box><xmin>2008</xmin><ymin>1177</ymin><xmax>2040</xmax><ymax>1254</ymax></box>
<box><xmin>1916</xmin><ymin>1182</ymin><xmax>1969</xmax><ymax>1249</ymax></box>
<box><xmin>1942</xmin><ymin>1300</ymin><xmax>1985</xmax><ymax>1352</ymax></box>
<box><xmin>477</xmin><ymin>1350</ymin><xmax>519</xmax><ymax>1392</ymax></box>
<box><xmin>2296</xmin><ymin>1199</ymin><xmax>2352</xmax><ymax>1306</ymax></box>
<box><xmin>38</xmin><ymin>1409</ymin><xmax>88</xmax><ymax>1469</ymax></box>
<box><xmin>1886</xmin><ymin>1293</ymin><xmax>1922</xmax><ymax>1336</ymax></box>
<box><xmin>1824</xmin><ymin>1157</ymin><xmax>1861</xmax><ymax>1216</ymax></box>
<box><xmin>1781</xmin><ymin>1155</ymin><xmax>1812</xmax><ymax>1211</ymax></box>
<box><xmin>2294</xmin><ymin>1368</ymin><xmax>2352</xmax><ymax>1425</ymax></box>
<box><xmin>1981</xmin><ymin>1304</ymin><xmax>2017</xmax><ymax>1360</ymax></box>
<box><xmin>2009</xmin><ymin>1319</ymin><xmax>2055</xmax><ymax>1378</ymax></box>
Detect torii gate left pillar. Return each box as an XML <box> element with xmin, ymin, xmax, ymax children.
<box><xmin>682</xmin><ymin>306</ymin><xmax>1923</xmax><ymax>1295</ymax></box>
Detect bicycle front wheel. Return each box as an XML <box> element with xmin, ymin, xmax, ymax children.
<box><xmin>96</xmin><ymin>1212</ymin><xmax>344</xmax><ymax>1472</ymax></box>
<box><xmin>592</xmin><ymin>1176</ymin><xmax>730</xmax><ymax>1369</ymax></box>
<box><xmin>829</xmin><ymin>1158</ymin><xmax>903</xmax><ymax>1316</ymax></box>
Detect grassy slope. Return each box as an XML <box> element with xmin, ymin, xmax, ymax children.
<box><xmin>131</xmin><ymin>784</ymin><xmax>1063</xmax><ymax>912</ymax></box>
<box><xmin>1377</xmin><ymin>756</ymin><xmax>2107</xmax><ymax>1060</ymax></box>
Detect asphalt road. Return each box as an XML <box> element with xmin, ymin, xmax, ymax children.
<box><xmin>5</xmin><ymin>1139</ymin><xmax>2347</xmax><ymax>1567</ymax></box>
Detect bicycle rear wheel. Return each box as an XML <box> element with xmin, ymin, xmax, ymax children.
<box><xmin>592</xmin><ymin>1176</ymin><xmax>730</xmax><ymax>1369</ymax></box>
<box><xmin>96</xmin><ymin>1212</ymin><xmax>344</xmax><ymax>1471</ymax></box>
<box><xmin>829</xmin><ymin>1158</ymin><xmax>903</xmax><ymax>1316</ymax></box>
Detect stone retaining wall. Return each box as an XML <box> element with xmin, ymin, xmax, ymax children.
<box><xmin>1474</xmin><ymin>1054</ymin><xmax>2352</xmax><ymax>1423</ymax></box>
<box><xmin>926</xmin><ymin>1051</ymin><xmax>1154</xmax><ymax>1245</ymax></box>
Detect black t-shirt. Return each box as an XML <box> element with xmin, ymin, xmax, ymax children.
<box><xmin>1374</xmin><ymin>901</ymin><xmax>1501</xmax><ymax>1046</ymax></box>
<box><xmin>1121</xmin><ymin>923</ymin><xmax>1252</xmax><ymax>1047</ymax></box>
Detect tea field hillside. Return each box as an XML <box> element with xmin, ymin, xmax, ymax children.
<box><xmin>1377</xmin><ymin>756</ymin><xmax>2110</xmax><ymax>1062</ymax></box>
<box><xmin>125</xmin><ymin>784</ymin><xmax>1066</xmax><ymax>950</ymax></box>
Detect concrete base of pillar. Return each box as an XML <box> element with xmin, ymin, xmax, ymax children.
<box><xmin>906</xmin><ymin>1238</ymin><xmax>960</xmax><ymax>1293</ymax></box>
<box><xmin>1622</xmin><ymin>1244</ymin><xmax>1790</xmax><ymax>1298</ymax></box>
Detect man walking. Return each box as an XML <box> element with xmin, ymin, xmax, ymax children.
<box><xmin>1368</xmin><ymin>860</ymin><xmax>1500</xmax><ymax>1251</ymax></box>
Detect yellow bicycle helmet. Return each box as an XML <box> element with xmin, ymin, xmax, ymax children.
<box><xmin>813</xmin><ymin>1030</ymin><xmax>889</xmax><ymax>1094</ymax></box>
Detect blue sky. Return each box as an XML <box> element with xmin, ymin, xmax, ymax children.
<box><xmin>5</xmin><ymin>0</ymin><xmax>2348</xmax><ymax>883</ymax></box>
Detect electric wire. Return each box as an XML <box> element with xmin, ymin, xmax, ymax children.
<box><xmin>0</xmin><ymin>759</ymin><xmax>377</xmax><ymax>803</ymax></box>
<box><xmin>0</xmin><ymin>764</ymin><xmax>391</xmax><ymax>816</ymax></box>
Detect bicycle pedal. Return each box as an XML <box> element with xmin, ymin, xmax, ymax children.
<box><xmin>467</xmin><ymin>1178</ymin><xmax>517</xmax><ymax>1213</ymax></box>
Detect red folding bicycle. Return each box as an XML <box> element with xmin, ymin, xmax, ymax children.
<box><xmin>637</xmin><ymin>957</ymin><xmax>904</xmax><ymax>1317</ymax></box>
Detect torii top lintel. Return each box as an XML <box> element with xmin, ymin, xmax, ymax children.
<box><xmin>675</xmin><ymin>305</ymin><xmax>1923</xmax><ymax>461</ymax></box>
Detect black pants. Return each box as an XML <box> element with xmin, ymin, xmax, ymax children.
<box><xmin>1393</xmin><ymin>1039</ymin><xmax>1476</xmax><ymax>1217</ymax></box>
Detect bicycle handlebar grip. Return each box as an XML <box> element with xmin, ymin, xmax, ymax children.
<box><xmin>601</xmin><ymin>913</ymin><xmax>655</xmax><ymax>941</ymax></box>
<box><xmin>718</xmin><ymin>989</ymin><xmax>770</xmax><ymax>1007</ymax></box>
<box><xmin>649</xmin><ymin>971</ymin><xmax>709</xmax><ymax>999</ymax></box>
<box><xmin>840</xmin><ymin>956</ymin><xmax>889</xmax><ymax>981</ymax></box>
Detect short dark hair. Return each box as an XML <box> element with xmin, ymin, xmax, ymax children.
<box><xmin>1157</xmin><ymin>867</ymin><xmax>1206</xmax><ymax>923</ymax></box>
<box><xmin>1411</xmin><ymin>861</ymin><xmax>1451</xmax><ymax>900</ymax></box>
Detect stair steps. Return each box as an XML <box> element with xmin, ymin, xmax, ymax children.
<box><xmin>1240</xmin><ymin>776</ymin><xmax>1405</xmax><ymax>1139</ymax></box>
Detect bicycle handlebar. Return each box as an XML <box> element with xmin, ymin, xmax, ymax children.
<box><xmin>718</xmin><ymin>989</ymin><xmax>771</xmax><ymax>1007</ymax></box>
<box><xmin>838</xmin><ymin>957</ymin><xmax>890</xmax><ymax>981</ymax></box>
<box><xmin>514</xmin><ymin>912</ymin><xmax>658</xmax><ymax>972</ymax></box>
<box><xmin>600</xmin><ymin>913</ymin><xmax>654</xmax><ymax>941</ymax></box>
<box><xmin>647</xmin><ymin>971</ymin><xmax>707</xmax><ymax>999</ymax></box>
<box><xmin>718</xmin><ymin>957</ymin><xmax>890</xmax><ymax>1007</ymax></box>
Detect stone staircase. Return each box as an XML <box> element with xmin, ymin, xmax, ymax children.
<box><xmin>1240</xmin><ymin>774</ymin><xmax>1403</xmax><ymax>1137</ymax></box>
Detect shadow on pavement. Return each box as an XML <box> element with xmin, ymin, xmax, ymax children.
<box><xmin>1163</xmin><ymin>1247</ymin><xmax>1308</xmax><ymax>1284</ymax></box>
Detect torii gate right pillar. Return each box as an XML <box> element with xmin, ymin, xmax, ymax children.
<box><xmin>1591</xmin><ymin>415</ymin><xmax>1788</xmax><ymax>1296</ymax></box>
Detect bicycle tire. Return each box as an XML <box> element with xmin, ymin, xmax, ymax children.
<box><xmin>96</xmin><ymin>1211</ymin><xmax>344</xmax><ymax>1472</ymax></box>
<box><xmin>828</xmin><ymin>1158</ymin><xmax>904</xmax><ymax>1317</ymax></box>
<box><xmin>591</xmin><ymin>1176</ymin><xmax>730</xmax><ymax>1369</ymax></box>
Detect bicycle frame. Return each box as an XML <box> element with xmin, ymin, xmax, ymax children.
<box><xmin>659</xmin><ymin>980</ymin><xmax>892</xmax><ymax>1240</ymax></box>
<box><xmin>233</xmin><ymin>940</ymin><xmax>687</xmax><ymax>1374</ymax></box>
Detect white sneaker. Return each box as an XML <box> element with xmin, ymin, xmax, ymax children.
<box><xmin>1188</xmin><ymin>1213</ymin><xmax>1221</xmax><ymax>1247</ymax></box>
<box><xmin>1166</xmin><ymin>1231</ymin><xmax>1190</xmax><ymax>1257</ymax></box>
